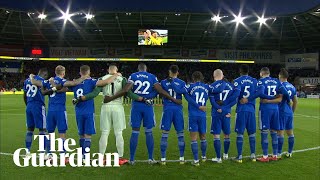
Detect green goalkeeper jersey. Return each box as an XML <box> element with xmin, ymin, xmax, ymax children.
<box><xmin>101</xmin><ymin>74</ymin><xmax>124</xmax><ymax>105</ymax></box>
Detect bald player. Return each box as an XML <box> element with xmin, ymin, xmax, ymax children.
<box><xmin>210</xmin><ymin>69</ymin><xmax>240</xmax><ymax>163</ymax></box>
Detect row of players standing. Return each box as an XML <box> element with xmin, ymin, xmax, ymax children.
<box><xmin>23</xmin><ymin>63</ymin><xmax>297</xmax><ymax>166</ymax></box>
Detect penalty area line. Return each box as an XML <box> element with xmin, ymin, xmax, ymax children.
<box><xmin>0</xmin><ymin>146</ymin><xmax>319</xmax><ymax>163</ymax></box>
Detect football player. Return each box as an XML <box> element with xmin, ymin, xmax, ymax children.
<box><xmin>277</xmin><ymin>68</ymin><xmax>297</xmax><ymax>158</ymax></box>
<box><xmin>103</xmin><ymin>63</ymin><xmax>181</xmax><ymax>165</ymax></box>
<box><xmin>210</xmin><ymin>69</ymin><xmax>239</xmax><ymax>163</ymax></box>
<box><xmin>159</xmin><ymin>65</ymin><xmax>206</xmax><ymax>165</ymax></box>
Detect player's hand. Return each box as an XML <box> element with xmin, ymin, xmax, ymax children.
<box><xmin>240</xmin><ymin>98</ymin><xmax>248</xmax><ymax>104</ymax></box>
<box><xmin>225</xmin><ymin>113</ymin><xmax>231</xmax><ymax>118</ymax></box>
<box><xmin>167</xmin><ymin>77</ymin><xmax>173</xmax><ymax>82</ymax></box>
<box><xmin>29</xmin><ymin>74</ymin><xmax>35</xmax><ymax>80</ymax></box>
<box><xmin>199</xmin><ymin>106</ymin><xmax>206</xmax><ymax>112</ymax></box>
<box><xmin>173</xmin><ymin>99</ymin><xmax>182</xmax><ymax>105</ymax></box>
<box><xmin>104</xmin><ymin>96</ymin><xmax>113</xmax><ymax>103</ymax></box>
<box><xmin>143</xmin><ymin>98</ymin><xmax>154</xmax><ymax>106</ymax></box>
<box><xmin>216</xmin><ymin>100</ymin><xmax>223</xmax><ymax>106</ymax></box>
<box><xmin>217</xmin><ymin>109</ymin><xmax>222</xmax><ymax>113</ymax></box>
<box><xmin>49</xmin><ymin>77</ymin><xmax>54</xmax><ymax>83</ymax></box>
<box><xmin>72</xmin><ymin>98</ymin><xmax>79</xmax><ymax>105</ymax></box>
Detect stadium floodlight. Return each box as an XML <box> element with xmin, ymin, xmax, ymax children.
<box><xmin>257</xmin><ymin>16</ymin><xmax>267</xmax><ymax>24</ymax></box>
<box><xmin>38</xmin><ymin>13</ymin><xmax>47</xmax><ymax>20</ymax></box>
<box><xmin>211</xmin><ymin>15</ymin><xmax>221</xmax><ymax>22</ymax></box>
<box><xmin>85</xmin><ymin>14</ymin><xmax>94</xmax><ymax>20</ymax></box>
<box><xmin>61</xmin><ymin>11</ymin><xmax>73</xmax><ymax>21</ymax></box>
<box><xmin>234</xmin><ymin>15</ymin><xmax>244</xmax><ymax>24</ymax></box>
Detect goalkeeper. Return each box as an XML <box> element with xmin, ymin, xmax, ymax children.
<box><xmin>73</xmin><ymin>64</ymin><xmax>153</xmax><ymax>165</ymax></box>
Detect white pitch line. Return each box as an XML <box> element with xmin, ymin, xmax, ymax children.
<box><xmin>0</xmin><ymin>146</ymin><xmax>319</xmax><ymax>163</ymax></box>
<box><xmin>295</xmin><ymin>113</ymin><xmax>320</xmax><ymax>120</ymax></box>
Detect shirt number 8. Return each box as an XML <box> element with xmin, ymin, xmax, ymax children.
<box><xmin>76</xmin><ymin>89</ymin><xmax>84</xmax><ymax>98</ymax></box>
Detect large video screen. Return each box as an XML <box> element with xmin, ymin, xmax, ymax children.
<box><xmin>138</xmin><ymin>29</ymin><xmax>168</xmax><ymax>46</ymax></box>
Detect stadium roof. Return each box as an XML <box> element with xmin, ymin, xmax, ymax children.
<box><xmin>0</xmin><ymin>0</ymin><xmax>320</xmax><ymax>52</ymax></box>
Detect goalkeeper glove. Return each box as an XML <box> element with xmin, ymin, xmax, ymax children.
<box><xmin>72</xmin><ymin>96</ymin><xmax>83</xmax><ymax>105</ymax></box>
<box><xmin>143</xmin><ymin>98</ymin><xmax>154</xmax><ymax>106</ymax></box>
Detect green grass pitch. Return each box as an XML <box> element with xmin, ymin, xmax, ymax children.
<box><xmin>0</xmin><ymin>95</ymin><xmax>319</xmax><ymax>180</ymax></box>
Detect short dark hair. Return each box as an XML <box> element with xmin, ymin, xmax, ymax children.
<box><xmin>138</xmin><ymin>63</ymin><xmax>147</xmax><ymax>71</ymax></box>
<box><xmin>239</xmin><ymin>64</ymin><xmax>249</xmax><ymax>75</ymax></box>
<box><xmin>169</xmin><ymin>65</ymin><xmax>179</xmax><ymax>74</ymax></box>
<box><xmin>192</xmin><ymin>71</ymin><xmax>204</xmax><ymax>82</ymax></box>
<box><xmin>38</xmin><ymin>68</ymin><xmax>48</xmax><ymax>74</ymax></box>
<box><xmin>80</xmin><ymin>65</ymin><xmax>90</xmax><ymax>74</ymax></box>
<box><xmin>260</xmin><ymin>67</ymin><xmax>270</xmax><ymax>74</ymax></box>
<box><xmin>279</xmin><ymin>68</ymin><xmax>289</xmax><ymax>78</ymax></box>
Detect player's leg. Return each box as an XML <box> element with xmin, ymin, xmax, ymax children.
<box><xmin>46</xmin><ymin>111</ymin><xmax>56</xmax><ymax>154</ymax></box>
<box><xmin>277</xmin><ymin>114</ymin><xmax>286</xmax><ymax>158</ymax></box>
<box><xmin>112</xmin><ymin>105</ymin><xmax>127</xmax><ymax>164</ymax></box>
<box><xmin>76</xmin><ymin>114</ymin><xmax>85</xmax><ymax>158</ymax></box>
<box><xmin>247</xmin><ymin>112</ymin><xmax>257</xmax><ymax>161</ymax></box>
<box><xmin>83</xmin><ymin>113</ymin><xmax>96</xmax><ymax>158</ymax></box>
<box><xmin>173</xmin><ymin>109</ymin><xmax>185</xmax><ymax>164</ymax></box>
<box><xmin>270</xmin><ymin>109</ymin><xmax>280</xmax><ymax>160</ymax></box>
<box><xmin>199</xmin><ymin>116</ymin><xmax>207</xmax><ymax>162</ymax></box>
<box><xmin>160</xmin><ymin>110</ymin><xmax>172</xmax><ymax>164</ymax></box>
<box><xmin>143</xmin><ymin>106</ymin><xmax>156</xmax><ymax>163</ymax></box>
<box><xmin>56</xmin><ymin>111</ymin><xmax>68</xmax><ymax>153</ymax></box>
<box><xmin>286</xmin><ymin>116</ymin><xmax>294</xmax><ymax>157</ymax></box>
<box><xmin>99</xmin><ymin>105</ymin><xmax>111</xmax><ymax>154</ymax></box>
<box><xmin>25</xmin><ymin>107</ymin><xmax>35</xmax><ymax>155</ymax></box>
<box><xmin>129</xmin><ymin>107</ymin><xmax>142</xmax><ymax>163</ymax></box>
<box><xmin>222</xmin><ymin>115</ymin><xmax>231</xmax><ymax>160</ymax></box>
<box><xmin>189</xmin><ymin>116</ymin><xmax>199</xmax><ymax>166</ymax></box>
<box><xmin>56</xmin><ymin>111</ymin><xmax>69</xmax><ymax>163</ymax></box>
<box><xmin>234</xmin><ymin>112</ymin><xmax>245</xmax><ymax>162</ymax></box>
<box><xmin>257</xmin><ymin>110</ymin><xmax>270</xmax><ymax>162</ymax></box>
<box><xmin>34</xmin><ymin>105</ymin><xmax>48</xmax><ymax>154</ymax></box>
<box><xmin>211</xmin><ymin>115</ymin><xmax>222</xmax><ymax>163</ymax></box>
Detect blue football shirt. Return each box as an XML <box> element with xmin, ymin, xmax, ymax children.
<box><xmin>185</xmin><ymin>82</ymin><xmax>209</xmax><ymax>117</ymax></box>
<box><xmin>233</xmin><ymin>75</ymin><xmax>258</xmax><ymax>113</ymax></box>
<box><xmin>23</xmin><ymin>75</ymin><xmax>45</xmax><ymax>105</ymax></box>
<box><xmin>160</xmin><ymin>78</ymin><xmax>185</xmax><ymax>110</ymax></box>
<box><xmin>128</xmin><ymin>71</ymin><xmax>159</xmax><ymax>105</ymax></box>
<box><xmin>279</xmin><ymin>81</ymin><xmax>296</xmax><ymax>115</ymax></box>
<box><xmin>70</xmin><ymin>78</ymin><xmax>98</xmax><ymax>114</ymax></box>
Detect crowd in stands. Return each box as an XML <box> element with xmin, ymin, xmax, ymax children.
<box><xmin>0</xmin><ymin>61</ymin><xmax>319</xmax><ymax>95</ymax></box>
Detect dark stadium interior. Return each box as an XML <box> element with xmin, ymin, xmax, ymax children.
<box><xmin>0</xmin><ymin>1</ymin><xmax>320</xmax><ymax>51</ymax></box>
<box><xmin>0</xmin><ymin>0</ymin><xmax>319</xmax><ymax>94</ymax></box>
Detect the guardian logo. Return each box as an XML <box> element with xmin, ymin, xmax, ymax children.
<box><xmin>13</xmin><ymin>133</ymin><xmax>120</xmax><ymax>167</ymax></box>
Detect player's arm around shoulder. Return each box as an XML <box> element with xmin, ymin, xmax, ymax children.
<box><xmin>62</xmin><ymin>75</ymin><xmax>88</xmax><ymax>87</ymax></box>
<box><xmin>153</xmin><ymin>77</ymin><xmax>182</xmax><ymax>105</ymax></box>
<box><xmin>96</xmin><ymin>73</ymin><xmax>121</xmax><ymax>87</ymax></box>
<box><xmin>122</xmin><ymin>77</ymin><xmax>141</xmax><ymax>101</ymax></box>
<box><xmin>103</xmin><ymin>76</ymin><xmax>134</xmax><ymax>104</ymax></box>
<box><xmin>29</xmin><ymin>74</ymin><xmax>44</xmax><ymax>87</ymax></box>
